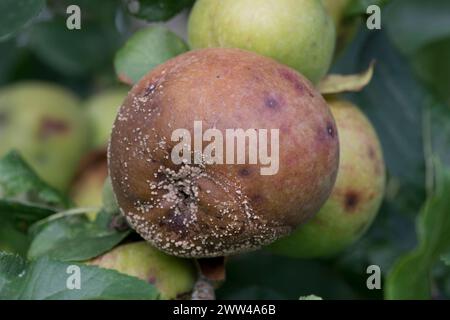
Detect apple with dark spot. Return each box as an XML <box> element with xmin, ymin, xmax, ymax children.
<box><xmin>269</xmin><ymin>99</ymin><xmax>386</xmax><ymax>258</ymax></box>
<box><xmin>108</xmin><ymin>48</ymin><xmax>339</xmax><ymax>258</ymax></box>
<box><xmin>0</xmin><ymin>82</ymin><xmax>88</xmax><ymax>191</ymax></box>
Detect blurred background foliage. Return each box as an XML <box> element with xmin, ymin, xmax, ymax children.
<box><xmin>0</xmin><ymin>0</ymin><xmax>449</xmax><ymax>300</ymax></box>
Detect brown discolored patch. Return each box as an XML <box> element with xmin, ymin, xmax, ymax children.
<box><xmin>265</xmin><ymin>96</ymin><xmax>279</xmax><ymax>109</ymax></box>
<box><xmin>344</xmin><ymin>190</ymin><xmax>360</xmax><ymax>212</ymax></box>
<box><xmin>326</xmin><ymin>122</ymin><xmax>336</xmax><ymax>138</ymax></box>
<box><xmin>159</xmin><ymin>208</ymin><xmax>189</xmax><ymax>235</ymax></box>
<box><xmin>148</xmin><ymin>276</ymin><xmax>156</xmax><ymax>285</ymax></box>
<box><xmin>197</xmin><ymin>256</ymin><xmax>226</xmax><ymax>281</ymax></box>
<box><xmin>279</xmin><ymin>68</ymin><xmax>314</xmax><ymax>97</ymax></box>
<box><xmin>316</xmin><ymin>122</ymin><xmax>336</xmax><ymax>143</ymax></box>
<box><xmin>39</xmin><ymin>117</ymin><xmax>70</xmax><ymax>139</ymax></box>
<box><xmin>250</xmin><ymin>194</ymin><xmax>264</xmax><ymax>205</ymax></box>
<box><xmin>238</xmin><ymin>167</ymin><xmax>252</xmax><ymax>177</ymax></box>
<box><xmin>143</xmin><ymin>83</ymin><xmax>157</xmax><ymax>97</ymax></box>
<box><xmin>368</xmin><ymin>146</ymin><xmax>376</xmax><ymax>160</ymax></box>
<box><xmin>264</xmin><ymin>92</ymin><xmax>285</xmax><ymax>111</ymax></box>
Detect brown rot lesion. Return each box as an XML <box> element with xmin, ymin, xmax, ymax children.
<box><xmin>344</xmin><ymin>190</ymin><xmax>360</xmax><ymax>212</ymax></box>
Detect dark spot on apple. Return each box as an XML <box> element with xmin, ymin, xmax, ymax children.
<box><xmin>148</xmin><ymin>276</ymin><xmax>156</xmax><ymax>284</ymax></box>
<box><xmin>216</xmin><ymin>75</ymin><xmax>221</xmax><ymax>79</ymax></box>
<box><xmin>238</xmin><ymin>167</ymin><xmax>252</xmax><ymax>177</ymax></box>
<box><xmin>39</xmin><ymin>118</ymin><xmax>70</xmax><ymax>140</ymax></box>
<box><xmin>316</xmin><ymin>122</ymin><xmax>336</xmax><ymax>143</ymax></box>
<box><xmin>344</xmin><ymin>191</ymin><xmax>360</xmax><ymax>212</ymax></box>
<box><xmin>250</xmin><ymin>194</ymin><xmax>264</xmax><ymax>205</ymax></box>
<box><xmin>143</xmin><ymin>83</ymin><xmax>157</xmax><ymax>96</ymax></box>
<box><xmin>160</xmin><ymin>208</ymin><xmax>188</xmax><ymax>235</ymax></box>
<box><xmin>265</xmin><ymin>96</ymin><xmax>279</xmax><ymax>109</ymax></box>
<box><xmin>368</xmin><ymin>146</ymin><xmax>376</xmax><ymax>159</ymax></box>
<box><xmin>264</xmin><ymin>93</ymin><xmax>284</xmax><ymax>111</ymax></box>
<box><xmin>326</xmin><ymin>122</ymin><xmax>335</xmax><ymax>138</ymax></box>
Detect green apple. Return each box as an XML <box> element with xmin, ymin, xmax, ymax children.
<box><xmin>88</xmin><ymin>242</ymin><xmax>197</xmax><ymax>299</ymax></box>
<box><xmin>84</xmin><ymin>88</ymin><xmax>128</xmax><ymax>149</ymax></box>
<box><xmin>269</xmin><ymin>99</ymin><xmax>386</xmax><ymax>258</ymax></box>
<box><xmin>102</xmin><ymin>176</ymin><xmax>119</xmax><ymax>215</ymax></box>
<box><xmin>0</xmin><ymin>82</ymin><xmax>88</xmax><ymax>191</ymax></box>
<box><xmin>321</xmin><ymin>0</ymin><xmax>359</xmax><ymax>56</ymax></box>
<box><xmin>70</xmin><ymin>151</ymin><xmax>108</xmax><ymax>220</ymax></box>
<box><xmin>321</xmin><ymin>0</ymin><xmax>351</xmax><ymax>26</ymax></box>
<box><xmin>188</xmin><ymin>0</ymin><xmax>336</xmax><ymax>83</ymax></box>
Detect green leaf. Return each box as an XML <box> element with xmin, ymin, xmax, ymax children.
<box><xmin>217</xmin><ymin>251</ymin><xmax>359</xmax><ymax>299</ymax></box>
<box><xmin>0</xmin><ymin>0</ymin><xmax>45</xmax><ymax>40</ymax></box>
<box><xmin>0</xmin><ymin>219</ymin><xmax>29</xmax><ymax>256</ymax></box>
<box><xmin>385</xmin><ymin>0</ymin><xmax>450</xmax><ymax>55</ymax></box>
<box><xmin>0</xmin><ymin>40</ymin><xmax>22</xmax><ymax>85</ymax></box>
<box><xmin>442</xmin><ymin>253</ymin><xmax>450</xmax><ymax>266</ymax></box>
<box><xmin>28</xmin><ymin>19</ymin><xmax>122</xmax><ymax>77</ymax></box>
<box><xmin>0</xmin><ymin>151</ymin><xmax>70</xmax><ymax>208</ymax></box>
<box><xmin>0</xmin><ymin>252</ymin><xmax>27</xmax><ymax>298</ymax></box>
<box><xmin>385</xmin><ymin>99</ymin><xmax>450</xmax><ymax>299</ymax></box>
<box><xmin>28</xmin><ymin>211</ymin><xmax>130</xmax><ymax>262</ymax></box>
<box><xmin>385</xmin><ymin>170</ymin><xmax>450</xmax><ymax>299</ymax></box>
<box><xmin>0</xmin><ymin>151</ymin><xmax>71</xmax><ymax>254</ymax></box>
<box><xmin>127</xmin><ymin>0</ymin><xmax>194</xmax><ymax>22</ymax></box>
<box><xmin>346</xmin><ymin>0</ymin><xmax>390</xmax><ymax>17</ymax></box>
<box><xmin>0</xmin><ymin>252</ymin><xmax>159</xmax><ymax>299</ymax></box>
<box><xmin>0</xmin><ymin>200</ymin><xmax>57</xmax><ymax>237</ymax></box>
<box><xmin>413</xmin><ymin>39</ymin><xmax>450</xmax><ymax>104</ymax></box>
<box><xmin>47</xmin><ymin>0</ymin><xmax>122</xmax><ymax>24</ymax></box>
<box><xmin>114</xmin><ymin>26</ymin><xmax>189</xmax><ymax>84</ymax></box>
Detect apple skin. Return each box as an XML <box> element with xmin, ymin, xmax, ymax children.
<box><xmin>321</xmin><ymin>0</ymin><xmax>351</xmax><ymax>26</ymax></box>
<box><xmin>188</xmin><ymin>0</ymin><xmax>336</xmax><ymax>84</ymax></box>
<box><xmin>85</xmin><ymin>88</ymin><xmax>129</xmax><ymax>149</ymax></box>
<box><xmin>269</xmin><ymin>99</ymin><xmax>386</xmax><ymax>258</ymax></box>
<box><xmin>102</xmin><ymin>176</ymin><xmax>119</xmax><ymax>215</ymax></box>
<box><xmin>70</xmin><ymin>150</ymin><xmax>108</xmax><ymax>220</ymax></box>
<box><xmin>88</xmin><ymin>242</ymin><xmax>197</xmax><ymax>300</ymax></box>
<box><xmin>321</xmin><ymin>0</ymin><xmax>359</xmax><ymax>57</ymax></box>
<box><xmin>0</xmin><ymin>82</ymin><xmax>88</xmax><ymax>191</ymax></box>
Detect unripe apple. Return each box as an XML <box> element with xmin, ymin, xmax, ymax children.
<box><xmin>269</xmin><ymin>99</ymin><xmax>385</xmax><ymax>258</ymax></box>
<box><xmin>321</xmin><ymin>0</ymin><xmax>359</xmax><ymax>56</ymax></box>
<box><xmin>0</xmin><ymin>82</ymin><xmax>88</xmax><ymax>191</ymax></box>
<box><xmin>88</xmin><ymin>242</ymin><xmax>197</xmax><ymax>299</ymax></box>
<box><xmin>85</xmin><ymin>88</ymin><xmax>129</xmax><ymax>149</ymax></box>
<box><xmin>188</xmin><ymin>0</ymin><xmax>336</xmax><ymax>84</ymax></box>
<box><xmin>70</xmin><ymin>150</ymin><xmax>108</xmax><ymax>219</ymax></box>
<box><xmin>321</xmin><ymin>0</ymin><xmax>351</xmax><ymax>26</ymax></box>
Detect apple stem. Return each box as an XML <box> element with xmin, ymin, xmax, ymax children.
<box><xmin>191</xmin><ymin>275</ymin><xmax>216</xmax><ymax>300</ymax></box>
